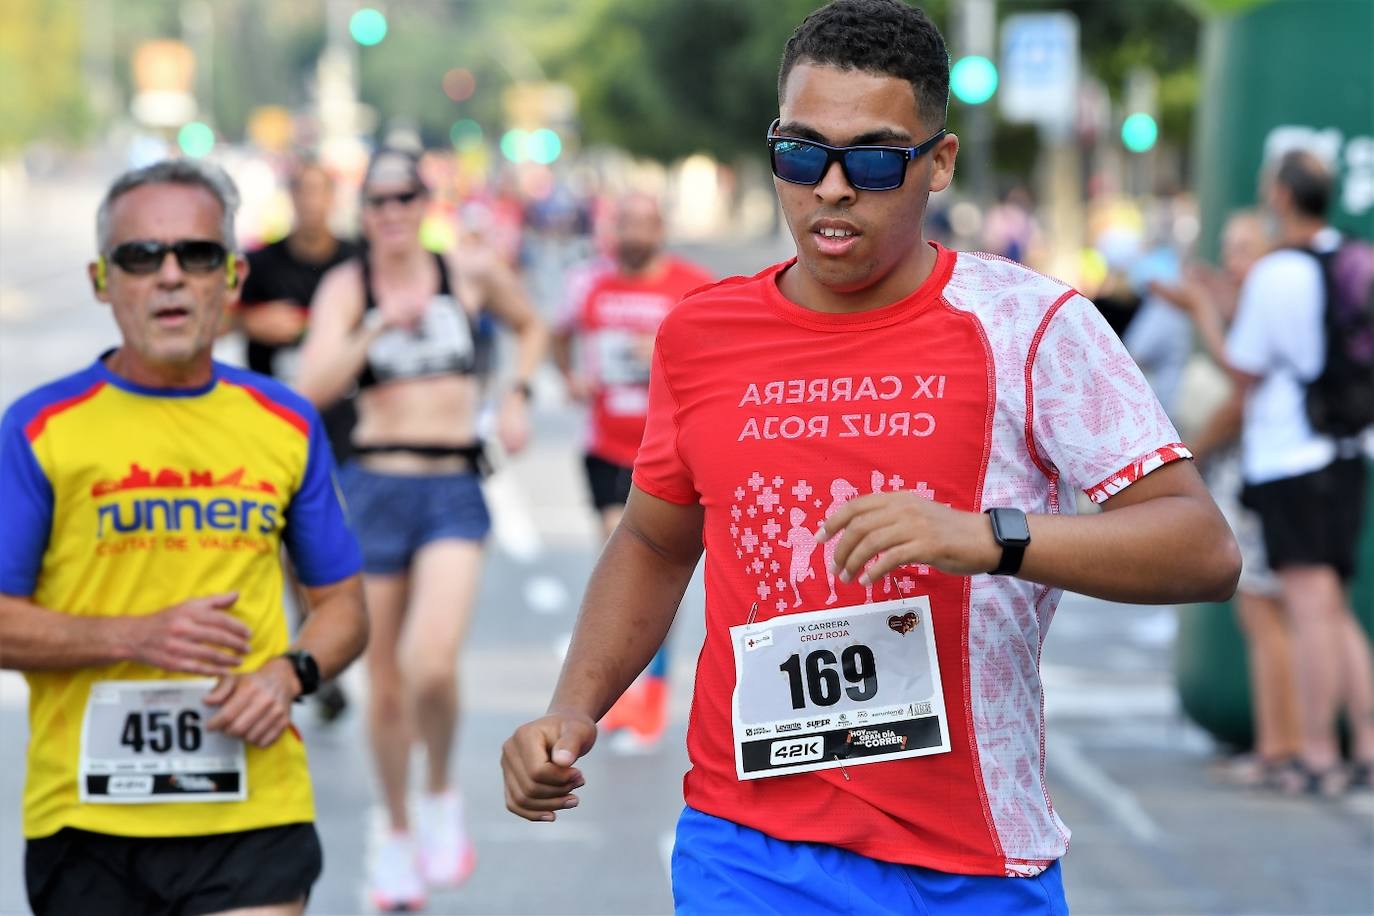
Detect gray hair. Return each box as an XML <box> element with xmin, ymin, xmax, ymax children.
<box><xmin>95</xmin><ymin>158</ymin><xmax>240</xmax><ymax>253</ymax></box>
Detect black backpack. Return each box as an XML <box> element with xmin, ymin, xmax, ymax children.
<box><xmin>1301</xmin><ymin>238</ymin><xmax>1374</xmax><ymax>438</ymax></box>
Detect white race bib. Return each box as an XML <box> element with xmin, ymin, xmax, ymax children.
<box><xmin>604</xmin><ymin>384</ymin><xmax>651</xmax><ymax>417</ymax></box>
<box><xmin>79</xmin><ymin>680</ymin><xmax>247</xmax><ymax>804</ymax></box>
<box><xmin>730</xmin><ymin>595</ymin><xmax>950</xmax><ymax>780</ymax></box>
<box><xmin>591</xmin><ymin>330</ymin><xmax>651</xmax><ymax>386</ymax></box>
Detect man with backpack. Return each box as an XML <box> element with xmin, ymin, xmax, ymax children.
<box><xmin>1199</xmin><ymin>148</ymin><xmax>1374</xmax><ymax>794</ymax></box>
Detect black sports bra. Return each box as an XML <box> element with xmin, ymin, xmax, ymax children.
<box><xmin>357</xmin><ymin>252</ymin><xmax>481</xmax><ymax>389</ymax></box>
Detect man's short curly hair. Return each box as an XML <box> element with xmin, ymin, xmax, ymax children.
<box><xmin>779</xmin><ymin>0</ymin><xmax>949</xmax><ymax>128</ymax></box>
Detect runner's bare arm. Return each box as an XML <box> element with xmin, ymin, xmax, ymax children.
<box><xmin>0</xmin><ymin>592</ymin><xmax>250</xmax><ymax>674</ymax></box>
<box><xmin>239</xmin><ymin>299</ymin><xmax>309</xmax><ymax>346</ymax></box>
<box><xmin>291</xmin><ymin>573</ymin><xmax>368</xmax><ymax>681</ymax></box>
<box><xmin>822</xmin><ymin>459</ymin><xmax>1240</xmax><ymax>605</ymax></box>
<box><xmin>471</xmin><ymin>254</ymin><xmax>549</xmax><ymax>390</ymax></box>
<box><xmin>553</xmin><ymin>486</ymin><xmax>703</xmax><ymax>719</ymax></box>
<box><xmin>501</xmin><ymin>486</ymin><xmax>704</xmax><ymax>821</ymax></box>
<box><xmin>466</xmin><ymin>254</ymin><xmax>549</xmax><ymax>452</ymax></box>
<box><xmin>1188</xmin><ymin>387</ymin><xmax>1244</xmax><ymax>463</ymax></box>
<box><xmin>205</xmin><ymin>574</ymin><xmax>367</xmax><ymax>748</ymax></box>
<box><xmin>295</xmin><ymin>263</ymin><xmax>384</xmax><ymax>407</ymax></box>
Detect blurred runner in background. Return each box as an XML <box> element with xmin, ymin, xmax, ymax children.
<box><xmin>553</xmin><ymin>193</ymin><xmax>712</xmax><ymax>751</ymax></box>
<box><xmin>239</xmin><ymin>158</ymin><xmax>360</xmax><ymax>724</ymax></box>
<box><xmin>1162</xmin><ymin>152</ymin><xmax>1374</xmax><ymax>796</ymax></box>
<box><xmin>297</xmin><ymin>148</ymin><xmax>547</xmax><ymax>911</ymax></box>
<box><xmin>1153</xmin><ymin>209</ymin><xmax>1302</xmax><ymax>791</ymax></box>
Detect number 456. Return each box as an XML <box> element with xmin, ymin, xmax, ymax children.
<box><xmin>120</xmin><ymin>710</ymin><xmax>203</xmax><ymax>754</ymax></box>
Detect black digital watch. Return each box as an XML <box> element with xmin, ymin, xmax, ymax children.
<box><xmin>284</xmin><ymin>650</ymin><xmax>321</xmax><ymax>699</ymax></box>
<box><xmin>985</xmin><ymin>507</ymin><xmax>1032</xmax><ymax>576</ymax></box>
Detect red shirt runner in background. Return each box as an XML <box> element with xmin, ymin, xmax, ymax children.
<box><xmin>567</xmin><ymin>257</ymin><xmax>714</xmax><ymax>468</ymax></box>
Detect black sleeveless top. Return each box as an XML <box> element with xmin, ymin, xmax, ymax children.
<box><xmin>357</xmin><ymin>252</ymin><xmax>482</xmax><ymax>390</ymax></box>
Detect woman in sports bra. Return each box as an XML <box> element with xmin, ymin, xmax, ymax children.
<box><xmin>297</xmin><ymin>148</ymin><xmax>547</xmax><ymax>909</ymax></box>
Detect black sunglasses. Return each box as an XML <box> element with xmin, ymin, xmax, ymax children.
<box><xmin>107</xmin><ymin>239</ymin><xmax>229</xmax><ymax>275</ymax></box>
<box><xmin>766</xmin><ymin>120</ymin><xmax>948</xmax><ymax>191</ymax></box>
<box><xmin>365</xmin><ymin>188</ymin><xmax>424</xmax><ymax>209</ymax></box>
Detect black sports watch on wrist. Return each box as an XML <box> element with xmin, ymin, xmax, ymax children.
<box><xmin>985</xmin><ymin>507</ymin><xmax>1031</xmax><ymax>576</ymax></box>
<box><xmin>283</xmin><ymin>650</ymin><xmax>321</xmax><ymax>699</ymax></box>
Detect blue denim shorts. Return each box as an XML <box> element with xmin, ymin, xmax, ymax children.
<box><xmin>672</xmin><ymin>806</ymin><xmax>1069</xmax><ymax>915</ymax></box>
<box><xmin>338</xmin><ymin>463</ymin><xmax>491</xmax><ymax>574</ymax></box>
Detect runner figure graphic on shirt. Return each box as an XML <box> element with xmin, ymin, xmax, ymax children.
<box><xmin>778</xmin><ymin>506</ymin><xmax>819</xmax><ymax>607</ymax></box>
<box><xmin>823</xmin><ymin>478</ymin><xmax>860</xmax><ymax>604</ymax></box>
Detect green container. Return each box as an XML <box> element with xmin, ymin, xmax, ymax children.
<box><xmin>1176</xmin><ymin>0</ymin><xmax>1374</xmax><ymax>746</ymax></box>
<box><xmin>1194</xmin><ymin>0</ymin><xmax>1374</xmax><ymax>261</ymax></box>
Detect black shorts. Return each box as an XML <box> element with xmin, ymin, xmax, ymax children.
<box><xmin>25</xmin><ymin>822</ymin><xmax>322</xmax><ymax>916</ymax></box>
<box><xmin>584</xmin><ymin>452</ymin><xmax>634</xmax><ymax>511</ymax></box>
<box><xmin>1242</xmin><ymin>457</ymin><xmax>1367</xmax><ymax>580</ymax></box>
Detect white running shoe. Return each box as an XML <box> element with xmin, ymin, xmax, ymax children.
<box><xmin>416</xmin><ymin>789</ymin><xmax>476</xmax><ymax>888</ymax></box>
<box><xmin>370</xmin><ymin>831</ymin><xmax>426</xmax><ymax>913</ymax></box>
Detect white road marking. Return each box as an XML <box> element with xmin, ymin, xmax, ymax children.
<box><xmin>659</xmin><ymin>830</ymin><xmax>676</xmax><ymax>882</ymax></box>
<box><xmin>1048</xmin><ymin>734</ymin><xmax>1164</xmax><ymax>845</ymax></box>
<box><xmin>524</xmin><ymin>575</ymin><xmax>570</xmax><ymax>615</ymax></box>
<box><xmin>1041</xmin><ymin>664</ymin><xmax>1178</xmax><ymax>720</ymax></box>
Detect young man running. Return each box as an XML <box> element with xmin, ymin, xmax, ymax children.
<box><xmin>0</xmin><ymin>159</ymin><xmax>368</xmax><ymax>916</ymax></box>
<box><xmin>502</xmin><ymin>2</ymin><xmax>1240</xmax><ymax>913</ymax></box>
<box><xmin>554</xmin><ymin>193</ymin><xmax>713</xmax><ymax>750</ymax></box>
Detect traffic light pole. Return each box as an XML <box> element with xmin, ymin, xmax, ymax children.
<box><xmin>957</xmin><ymin>0</ymin><xmax>995</xmax><ymax>211</ymax></box>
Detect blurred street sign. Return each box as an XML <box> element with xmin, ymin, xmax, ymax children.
<box><xmin>131</xmin><ymin>40</ymin><xmax>198</xmax><ymax>128</ymax></box>
<box><xmin>999</xmin><ymin>12</ymin><xmax>1079</xmax><ymax>133</ymax></box>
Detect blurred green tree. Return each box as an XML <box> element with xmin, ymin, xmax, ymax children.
<box><xmin>0</xmin><ymin>0</ymin><xmax>91</xmax><ymax>151</ymax></box>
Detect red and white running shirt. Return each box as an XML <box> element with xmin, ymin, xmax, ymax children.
<box><xmin>564</xmin><ymin>257</ymin><xmax>713</xmax><ymax>467</ymax></box>
<box><xmin>634</xmin><ymin>244</ymin><xmax>1188</xmax><ymax>877</ymax></box>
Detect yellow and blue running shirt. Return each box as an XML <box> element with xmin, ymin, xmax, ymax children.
<box><xmin>0</xmin><ymin>354</ymin><xmax>362</xmax><ymax>839</ymax></box>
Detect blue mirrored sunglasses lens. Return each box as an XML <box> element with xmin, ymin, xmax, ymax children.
<box><xmin>772</xmin><ymin>140</ymin><xmax>829</xmax><ymax>184</ymax></box>
<box><xmin>843</xmin><ymin>150</ymin><xmax>905</xmax><ymax>189</ymax></box>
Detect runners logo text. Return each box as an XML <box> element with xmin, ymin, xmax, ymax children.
<box><xmin>92</xmin><ymin>463</ymin><xmax>284</xmax><ymax>546</ymax></box>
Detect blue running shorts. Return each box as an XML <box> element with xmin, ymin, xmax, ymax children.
<box><xmin>671</xmin><ymin>806</ymin><xmax>1069</xmax><ymax>915</ymax></box>
<box><xmin>338</xmin><ymin>463</ymin><xmax>491</xmax><ymax>574</ymax></box>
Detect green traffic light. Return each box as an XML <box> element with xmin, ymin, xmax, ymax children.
<box><xmin>528</xmin><ymin>129</ymin><xmax>562</xmax><ymax>164</ymax></box>
<box><xmin>178</xmin><ymin>122</ymin><xmax>215</xmax><ymax>158</ymax></box>
<box><xmin>500</xmin><ymin>129</ymin><xmax>528</xmax><ymax>162</ymax></box>
<box><xmin>950</xmin><ymin>56</ymin><xmax>998</xmax><ymax>106</ymax></box>
<box><xmin>1121</xmin><ymin>113</ymin><xmax>1158</xmax><ymax>153</ymax></box>
<box><xmin>350</xmin><ymin>8</ymin><xmax>388</xmax><ymax>46</ymax></box>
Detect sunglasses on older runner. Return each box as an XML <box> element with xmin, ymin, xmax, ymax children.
<box><xmin>766</xmin><ymin>119</ymin><xmax>948</xmax><ymax>191</ymax></box>
<box><xmin>364</xmin><ymin>188</ymin><xmax>424</xmax><ymax>209</ymax></box>
<box><xmin>107</xmin><ymin>239</ymin><xmax>229</xmax><ymax>274</ymax></box>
